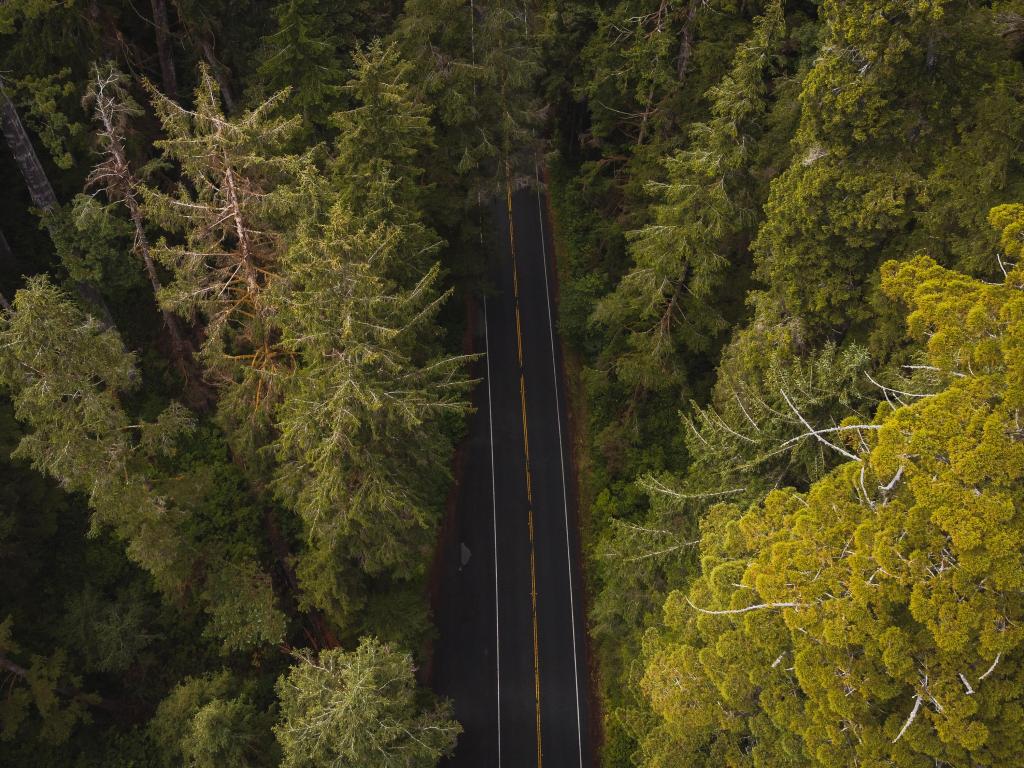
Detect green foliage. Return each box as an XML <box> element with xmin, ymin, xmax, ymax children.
<box><xmin>637</xmin><ymin>218</ymin><xmax>1024</xmax><ymax>766</ymax></box>
<box><xmin>593</xmin><ymin>1</ymin><xmax>786</xmax><ymax>393</ymax></box>
<box><xmin>0</xmin><ymin>279</ymin><xmax>285</xmax><ymax>654</ymax></box>
<box><xmin>47</xmin><ymin>198</ymin><xmax>139</xmax><ymax>292</ymax></box>
<box><xmin>274</xmin><ymin>638</ymin><xmax>460</xmax><ymax>768</ymax></box>
<box><xmin>143</xmin><ymin>67</ymin><xmax>312</xmax><ymax>453</ymax></box>
<box><xmin>61</xmin><ymin>586</ymin><xmax>155</xmax><ymax>675</ymax></box>
<box><xmin>255</xmin><ymin>0</ymin><xmax>356</xmax><ymax>134</ymax></box>
<box><xmin>7</xmin><ymin>69</ymin><xmax>84</xmax><ymax>169</ymax></box>
<box><xmin>0</xmin><ymin>277</ymin><xmax>193</xmax><ymax>589</ymax></box>
<box><xmin>201</xmin><ymin>563</ymin><xmax>287</xmax><ymax>653</ymax></box>
<box><xmin>273</xmin><ymin>196</ymin><xmax>472</xmax><ymax>609</ymax></box>
<box><xmin>331</xmin><ymin>40</ymin><xmax>435</xmax><ymax>227</ymax></box>
<box><xmin>150</xmin><ymin>672</ymin><xmax>276</xmax><ymax>768</ymax></box>
<box><xmin>2</xmin><ymin>4</ymin><xmax>471</xmax><ymax>766</ymax></box>
<box><xmin>0</xmin><ymin>617</ymin><xmax>93</xmax><ymax>745</ymax></box>
<box><xmin>753</xmin><ymin>0</ymin><xmax>1024</xmax><ymax>334</ymax></box>
<box><xmin>395</xmin><ymin>0</ymin><xmax>544</xmax><ymax>192</ymax></box>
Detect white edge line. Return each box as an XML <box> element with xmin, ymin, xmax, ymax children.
<box><xmin>534</xmin><ymin>164</ymin><xmax>584</xmax><ymax>768</ymax></box>
<box><xmin>484</xmin><ymin>296</ymin><xmax>502</xmax><ymax>767</ymax></box>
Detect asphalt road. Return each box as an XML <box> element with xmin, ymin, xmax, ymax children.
<box><xmin>432</xmin><ymin>175</ymin><xmax>592</xmax><ymax>768</ymax></box>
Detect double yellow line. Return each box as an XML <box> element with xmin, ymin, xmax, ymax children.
<box><xmin>507</xmin><ymin>176</ymin><xmax>544</xmax><ymax>767</ymax></box>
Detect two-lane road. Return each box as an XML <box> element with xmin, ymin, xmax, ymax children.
<box><xmin>432</xmin><ymin>175</ymin><xmax>592</xmax><ymax>767</ymax></box>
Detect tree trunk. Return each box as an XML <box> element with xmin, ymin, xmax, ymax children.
<box><xmin>200</xmin><ymin>38</ymin><xmax>236</xmax><ymax>113</ymax></box>
<box><xmin>1</xmin><ymin>84</ymin><xmax>115</xmax><ymax>325</ymax></box>
<box><xmin>0</xmin><ymin>87</ymin><xmax>58</xmax><ymax>211</ymax></box>
<box><xmin>168</xmin><ymin>1</ymin><xmax>237</xmax><ymax>112</ymax></box>
<box><xmin>150</xmin><ymin>0</ymin><xmax>179</xmax><ymax>98</ymax></box>
<box><xmin>263</xmin><ymin>506</ymin><xmax>338</xmax><ymax>650</ymax></box>
<box><xmin>1</xmin><ymin>228</ymin><xmax>15</xmax><ymax>311</ymax></box>
<box><xmin>0</xmin><ymin>227</ymin><xmax>13</xmax><ymax>265</ymax></box>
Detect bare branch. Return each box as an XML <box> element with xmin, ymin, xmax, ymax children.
<box><xmin>640</xmin><ymin>476</ymin><xmax>746</xmax><ymax>501</ymax></box>
<box><xmin>893</xmin><ymin>695</ymin><xmax>922</xmax><ymax>743</ymax></box>
<box><xmin>685</xmin><ymin>597</ymin><xmax>809</xmax><ymax>615</ymax></box>
<box><xmin>779</xmin><ymin>388</ymin><xmax>862</xmax><ymax>462</ymax></box>
<box><xmin>879</xmin><ymin>465</ymin><xmax>904</xmax><ymax>493</ymax></box>
<box><xmin>958</xmin><ymin>673</ymin><xmax>974</xmax><ymax>695</ymax></box>
<box><xmin>979</xmin><ymin>653</ymin><xmax>1001</xmax><ymax>681</ymax></box>
<box><xmin>865</xmin><ymin>371</ymin><xmax>933</xmax><ymax>400</ymax></box>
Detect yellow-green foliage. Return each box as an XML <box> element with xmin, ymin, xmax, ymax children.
<box><xmin>638</xmin><ymin>212</ymin><xmax>1024</xmax><ymax>767</ymax></box>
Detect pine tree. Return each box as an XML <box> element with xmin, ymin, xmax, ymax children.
<box><xmin>0</xmin><ymin>278</ymin><xmax>285</xmax><ymax>652</ymax></box>
<box><xmin>331</xmin><ymin>40</ymin><xmax>435</xmax><ymax>225</ymax></box>
<box><xmin>255</xmin><ymin>0</ymin><xmax>353</xmax><ymax>135</ymax></box>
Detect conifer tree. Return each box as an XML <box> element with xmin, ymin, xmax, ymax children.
<box><xmin>255</xmin><ymin>0</ymin><xmax>354</xmax><ymax>135</ymax></box>
<box><xmin>273</xmin><ymin>197</ymin><xmax>472</xmax><ymax>622</ymax></box>
<box><xmin>331</xmin><ymin>40</ymin><xmax>435</xmax><ymax>225</ymax></box>
<box><xmin>752</xmin><ymin>0</ymin><xmax>1018</xmax><ymax>335</ymax></box>
<box><xmin>150</xmin><ymin>672</ymin><xmax>276</xmax><ymax>768</ymax></box>
<box><xmin>0</xmin><ymin>278</ymin><xmax>285</xmax><ymax>652</ymax></box>
<box><xmin>274</xmin><ymin>637</ymin><xmax>460</xmax><ymax>768</ymax></box>
<box><xmin>395</xmin><ymin>0</ymin><xmax>543</xmax><ymax>193</ymax></box>
<box><xmin>142</xmin><ymin>68</ymin><xmax>312</xmax><ymax>452</ymax></box>
<box><xmin>638</xmin><ymin>209</ymin><xmax>1024</xmax><ymax>767</ymax></box>
<box><xmin>0</xmin><ymin>277</ymin><xmax>193</xmax><ymax>590</ymax></box>
<box><xmin>593</xmin><ymin>1</ymin><xmax>785</xmax><ymax>393</ymax></box>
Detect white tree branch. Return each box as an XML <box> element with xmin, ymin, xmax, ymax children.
<box><xmin>685</xmin><ymin>597</ymin><xmax>809</xmax><ymax>615</ymax></box>
<box><xmin>893</xmin><ymin>695</ymin><xmax>922</xmax><ymax>743</ymax></box>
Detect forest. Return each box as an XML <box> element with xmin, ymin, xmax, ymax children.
<box><xmin>2</xmin><ymin>1</ymin><xmax>1024</xmax><ymax>767</ymax></box>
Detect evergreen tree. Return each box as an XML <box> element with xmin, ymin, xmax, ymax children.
<box><xmin>0</xmin><ymin>277</ymin><xmax>193</xmax><ymax>590</ymax></box>
<box><xmin>255</xmin><ymin>0</ymin><xmax>355</xmax><ymax>135</ymax></box>
<box><xmin>150</xmin><ymin>672</ymin><xmax>276</xmax><ymax>768</ymax></box>
<box><xmin>273</xmin><ymin>196</ymin><xmax>472</xmax><ymax>623</ymax></box>
<box><xmin>0</xmin><ymin>278</ymin><xmax>285</xmax><ymax>652</ymax></box>
<box><xmin>752</xmin><ymin>0</ymin><xmax>1021</xmax><ymax>335</ymax></box>
<box><xmin>638</xmin><ymin>209</ymin><xmax>1024</xmax><ymax>766</ymax></box>
<box><xmin>331</xmin><ymin>40</ymin><xmax>435</xmax><ymax>225</ymax></box>
<box><xmin>142</xmin><ymin>68</ymin><xmax>312</xmax><ymax>453</ymax></box>
<box><xmin>593</xmin><ymin>1</ymin><xmax>786</xmax><ymax>394</ymax></box>
<box><xmin>274</xmin><ymin>638</ymin><xmax>460</xmax><ymax>768</ymax></box>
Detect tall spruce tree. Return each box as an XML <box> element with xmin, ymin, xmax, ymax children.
<box><xmin>273</xmin><ymin>198</ymin><xmax>471</xmax><ymax>623</ymax></box>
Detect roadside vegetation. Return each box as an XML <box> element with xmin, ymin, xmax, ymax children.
<box><xmin>543</xmin><ymin>1</ymin><xmax>1024</xmax><ymax>765</ymax></box>
<box><xmin>3</xmin><ymin>1</ymin><xmax>1024</xmax><ymax>767</ymax></box>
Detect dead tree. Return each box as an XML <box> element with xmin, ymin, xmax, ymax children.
<box><xmin>0</xmin><ymin>80</ymin><xmax>114</xmax><ymax>325</ymax></box>
<box><xmin>85</xmin><ymin>66</ymin><xmax>204</xmax><ymax>394</ymax></box>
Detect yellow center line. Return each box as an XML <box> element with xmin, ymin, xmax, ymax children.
<box><xmin>515</xmin><ymin>305</ymin><xmax>524</xmax><ymax>366</ymax></box>
<box><xmin>508</xmin><ymin>172</ymin><xmax>543</xmax><ymax>768</ymax></box>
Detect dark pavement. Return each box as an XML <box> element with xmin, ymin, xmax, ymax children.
<box><xmin>432</xmin><ymin>176</ymin><xmax>592</xmax><ymax>768</ymax></box>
